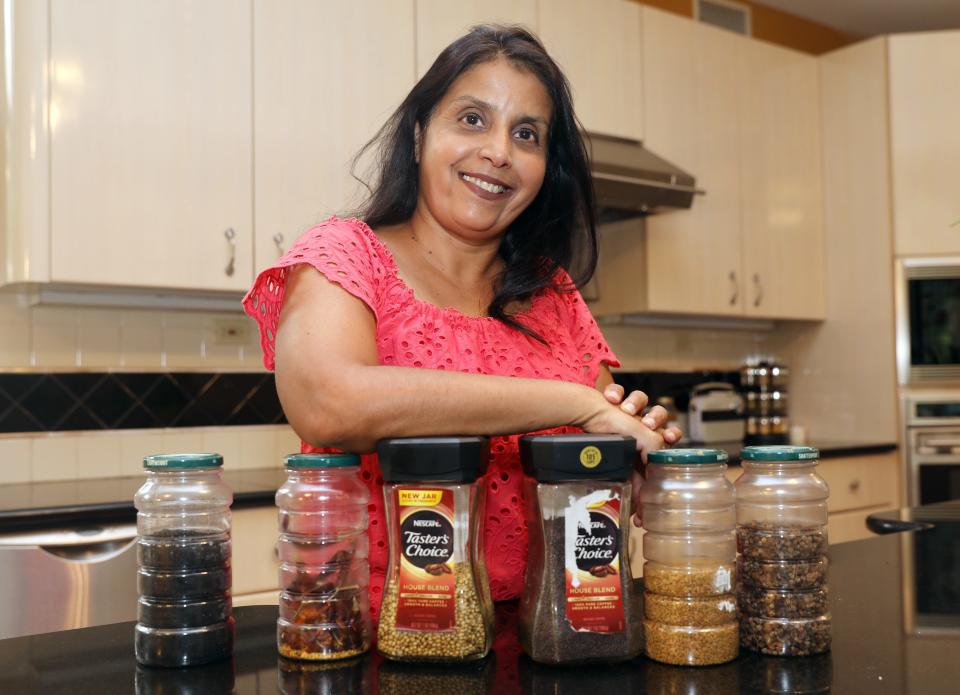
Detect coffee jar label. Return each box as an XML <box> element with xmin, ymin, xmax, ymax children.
<box><xmin>564</xmin><ymin>495</ymin><xmax>624</xmax><ymax>633</ymax></box>
<box><xmin>394</xmin><ymin>487</ymin><xmax>456</xmax><ymax>631</ymax></box>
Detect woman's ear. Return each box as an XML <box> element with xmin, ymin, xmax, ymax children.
<box><xmin>414</xmin><ymin>121</ymin><xmax>422</xmax><ymax>164</ymax></box>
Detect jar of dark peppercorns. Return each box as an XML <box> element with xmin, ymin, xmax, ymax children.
<box><xmin>641</xmin><ymin>448</ymin><xmax>738</xmax><ymax>666</ymax></box>
<box><xmin>734</xmin><ymin>446</ymin><xmax>831</xmax><ymax>657</ymax></box>
<box><xmin>518</xmin><ymin>434</ymin><xmax>642</xmax><ymax>665</ymax></box>
<box><xmin>376</xmin><ymin>437</ymin><xmax>493</xmax><ymax>662</ymax></box>
<box><xmin>135</xmin><ymin>453</ymin><xmax>234</xmax><ymax>667</ymax></box>
<box><xmin>276</xmin><ymin>453</ymin><xmax>371</xmax><ymax>661</ymax></box>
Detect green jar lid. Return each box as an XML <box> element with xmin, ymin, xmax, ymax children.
<box><xmin>144</xmin><ymin>453</ymin><xmax>223</xmax><ymax>469</ymax></box>
<box><xmin>647</xmin><ymin>448</ymin><xmax>729</xmax><ymax>465</ymax></box>
<box><xmin>285</xmin><ymin>453</ymin><xmax>360</xmax><ymax>469</ymax></box>
<box><xmin>740</xmin><ymin>445</ymin><xmax>820</xmax><ymax>461</ymax></box>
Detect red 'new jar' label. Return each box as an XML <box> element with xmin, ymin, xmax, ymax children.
<box><xmin>394</xmin><ymin>488</ymin><xmax>456</xmax><ymax>632</ymax></box>
<box><xmin>565</xmin><ymin>496</ymin><xmax>624</xmax><ymax>633</ymax></box>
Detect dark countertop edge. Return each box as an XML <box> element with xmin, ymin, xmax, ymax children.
<box><xmin>0</xmin><ymin>491</ymin><xmax>276</xmax><ymax>531</ymax></box>
<box><xmin>722</xmin><ymin>441</ymin><xmax>898</xmax><ymax>466</ymax></box>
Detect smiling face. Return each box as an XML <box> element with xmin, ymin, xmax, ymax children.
<box><xmin>415</xmin><ymin>58</ymin><xmax>552</xmax><ymax>243</ymax></box>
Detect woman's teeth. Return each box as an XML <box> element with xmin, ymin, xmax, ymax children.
<box><xmin>462</xmin><ymin>174</ymin><xmax>507</xmax><ymax>194</ymax></box>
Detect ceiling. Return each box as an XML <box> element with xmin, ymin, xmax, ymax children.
<box><xmin>757</xmin><ymin>0</ymin><xmax>960</xmax><ymax>37</ymax></box>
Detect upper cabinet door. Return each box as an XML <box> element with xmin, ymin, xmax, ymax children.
<box><xmin>538</xmin><ymin>0</ymin><xmax>643</xmax><ymax>141</ymax></box>
<box><xmin>416</xmin><ymin>0</ymin><xmax>538</xmax><ymax>79</ymax></box>
<box><xmin>738</xmin><ymin>39</ymin><xmax>825</xmax><ymax>320</ymax></box>
<box><xmin>642</xmin><ymin>8</ymin><xmax>744</xmax><ymax>316</ymax></box>
<box><xmin>254</xmin><ymin>0</ymin><xmax>415</xmax><ymax>271</ymax></box>
<box><xmin>889</xmin><ymin>31</ymin><xmax>960</xmax><ymax>256</ymax></box>
<box><xmin>49</xmin><ymin>0</ymin><xmax>253</xmax><ymax>291</ymax></box>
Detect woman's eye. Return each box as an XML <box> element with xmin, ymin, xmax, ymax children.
<box><xmin>463</xmin><ymin>112</ymin><xmax>482</xmax><ymax>126</ymax></box>
<box><xmin>516</xmin><ymin>127</ymin><xmax>539</xmax><ymax>143</ymax></box>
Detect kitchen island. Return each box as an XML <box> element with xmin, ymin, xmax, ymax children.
<box><xmin>1</xmin><ymin>501</ymin><xmax>957</xmax><ymax>694</ymax></box>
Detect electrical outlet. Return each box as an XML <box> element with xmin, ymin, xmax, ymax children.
<box><xmin>211</xmin><ymin>318</ymin><xmax>251</xmax><ymax>345</ymax></box>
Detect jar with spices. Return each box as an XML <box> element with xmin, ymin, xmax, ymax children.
<box><xmin>134</xmin><ymin>453</ymin><xmax>234</xmax><ymax>667</ymax></box>
<box><xmin>735</xmin><ymin>446</ymin><xmax>831</xmax><ymax>657</ymax></box>
<box><xmin>518</xmin><ymin>434</ymin><xmax>642</xmax><ymax>665</ymax></box>
<box><xmin>276</xmin><ymin>453</ymin><xmax>371</xmax><ymax>661</ymax></box>
<box><xmin>376</xmin><ymin>437</ymin><xmax>493</xmax><ymax>662</ymax></box>
<box><xmin>641</xmin><ymin>448</ymin><xmax>738</xmax><ymax>666</ymax></box>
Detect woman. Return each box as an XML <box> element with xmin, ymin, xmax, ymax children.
<box><xmin>243</xmin><ymin>25</ymin><xmax>680</xmax><ymax>621</ymax></box>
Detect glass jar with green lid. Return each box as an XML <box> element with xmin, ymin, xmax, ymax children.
<box><xmin>134</xmin><ymin>453</ymin><xmax>234</xmax><ymax>667</ymax></box>
<box><xmin>735</xmin><ymin>446</ymin><xmax>831</xmax><ymax>656</ymax></box>
<box><xmin>276</xmin><ymin>453</ymin><xmax>371</xmax><ymax>661</ymax></box>
<box><xmin>641</xmin><ymin>448</ymin><xmax>738</xmax><ymax>666</ymax></box>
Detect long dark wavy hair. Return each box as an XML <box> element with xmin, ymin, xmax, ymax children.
<box><xmin>354</xmin><ymin>24</ymin><xmax>597</xmax><ymax>340</ymax></box>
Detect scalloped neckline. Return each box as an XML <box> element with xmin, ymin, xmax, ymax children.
<box><xmin>346</xmin><ymin>217</ymin><xmax>546</xmax><ymax>325</ymax></box>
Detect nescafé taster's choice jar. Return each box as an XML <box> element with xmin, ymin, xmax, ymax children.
<box><xmin>518</xmin><ymin>434</ymin><xmax>642</xmax><ymax>665</ymax></box>
<box><xmin>134</xmin><ymin>453</ymin><xmax>234</xmax><ymax>667</ymax></box>
<box><xmin>641</xmin><ymin>448</ymin><xmax>738</xmax><ymax>666</ymax></box>
<box><xmin>276</xmin><ymin>453</ymin><xmax>371</xmax><ymax>661</ymax></box>
<box><xmin>376</xmin><ymin>437</ymin><xmax>493</xmax><ymax>662</ymax></box>
<box><xmin>735</xmin><ymin>446</ymin><xmax>831</xmax><ymax>656</ymax></box>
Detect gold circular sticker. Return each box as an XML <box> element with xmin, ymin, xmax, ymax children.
<box><xmin>579</xmin><ymin>445</ymin><xmax>602</xmax><ymax>469</ymax></box>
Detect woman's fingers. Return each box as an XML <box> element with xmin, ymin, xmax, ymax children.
<box><xmin>619</xmin><ymin>390</ymin><xmax>649</xmax><ymax>416</ymax></box>
<box><xmin>641</xmin><ymin>404</ymin><xmax>669</xmax><ymax>430</ymax></box>
<box><xmin>663</xmin><ymin>426</ymin><xmax>683</xmax><ymax>444</ymax></box>
<box><xmin>603</xmin><ymin>383</ymin><xmax>625</xmax><ymax>405</ymax></box>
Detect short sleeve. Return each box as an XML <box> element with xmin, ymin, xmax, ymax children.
<box><xmin>242</xmin><ymin>217</ymin><xmax>382</xmax><ymax>370</ymax></box>
<box><xmin>553</xmin><ymin>270</ymin><xmax>621</xmax><ymax>385</ymax></box>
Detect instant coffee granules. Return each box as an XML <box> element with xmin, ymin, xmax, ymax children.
<box><xmin>376</xmin><ymin>437</ymin><xmax>493</xmax><ymax>662</ymax></box>
<box><xmin>519</xmin><ymin>434</ymin><xmax>643</xmax><ymax>665</ymax></box>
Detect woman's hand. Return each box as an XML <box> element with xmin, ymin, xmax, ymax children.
<box><xmin>601</xmin><ymin>383</ymin><xmax>682</xmax><ymax>445</ymax></box>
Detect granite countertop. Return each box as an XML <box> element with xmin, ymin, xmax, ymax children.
<box><xmin>1</xmin><ymin>506</ymin><xmax>957</xmax><ymax>694</ymax></box>
<box><xmin>0</xmin><ymin>441</ymin><xmax>898</xmax><ymax>530</ymax></box>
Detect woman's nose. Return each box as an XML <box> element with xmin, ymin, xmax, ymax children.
<box><xmin>479</xmin><ymin>130</ymin><xmax>512</xmax><ymax>168</ymax></box>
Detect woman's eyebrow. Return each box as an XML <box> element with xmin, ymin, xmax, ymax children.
<box><xmin>451</xmin><ymin>95</ymin><xmax>548</xmax><ymax>127</ymax></box>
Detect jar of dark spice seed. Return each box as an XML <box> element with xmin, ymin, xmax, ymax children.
<box><xmin>376</xmin><ymin>437</ymin><xmax>493</xmax><ymax>662</ymax></box>
<box><xmin>135</xmin><ymin>453</ymin><xmax>234</xmax><ymax>667</ymax></box>
<box><xmin>518</xmin><ymin>434</ymin><xmax>642</xmax><ymax>665</ymax></box>
<box><xmin>735</xmin><ymin>446</ymin><xmax>831</xmax><ymax>657</ymax></box>
<box><xmin>276</xmin><ymin>453</ymin><xmax>371</xmax><ymax>661</ymax></box>
<box><xmin>641</xmin><ymin>448</ymin><xmax>738</xmax><ymax>666</ymax></box>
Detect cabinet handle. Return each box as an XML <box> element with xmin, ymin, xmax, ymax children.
<box><xmin>849</xmin><ymin>479</ymin><xmax>861</xmax><ymax>493</ymax></box>
<box><xmin>729</xmin><ymin>271</ymin><xmax>739</xmax><ymax>306</ymax></box>
<box><xmin>752</xmin><ymin>272</ymin><xmax>763</xmax><ymax>307</ymax></box>
<box><xmin>273</xmin><ymin>233</ymin><xmax>286</xmax><ymax>256</ymax></box>
<box><xmin>224</xmin><ymin>227</ymin><xmax>236</xmax><ymax>277</ymax></box>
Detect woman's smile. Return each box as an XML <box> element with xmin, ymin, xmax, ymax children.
<box><xmin>459</xmin><ymin>171</ymin><xmax>512</xmax><ymax>198</ymax></box>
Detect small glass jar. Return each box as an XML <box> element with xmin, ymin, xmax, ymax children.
<box><xmin>518</xmin><ymin>434</ymin><xmax>642</xmax><ymax>665</ymax></box>
<box><xmin>276</xmin><ymin>453</ymin><xmax>371</xmax><ymax>661</ymax></box>
<box><xmin>376</xmin><ymin>437</ymin><xmax>493</xmax><ymax>662</ymax></box>
<box><xmin>134</xmin><ymin>453</ymin><xmax>234</xmax><ymax>667</ymax></box>
<box><xmin>735</xmin><ymin>446</ymin><xmax>831</xmax><ymax>656</ymax></box>
<box><xmin>641</xmin><ymin>448</ymin><xmax>738</xmax><ymax>666</ymax></box>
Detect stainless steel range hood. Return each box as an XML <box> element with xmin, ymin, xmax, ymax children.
<box><xmin>588</xmin><ymin>132</ymin><xmax>702</xmax><ymax>221</ymax></box>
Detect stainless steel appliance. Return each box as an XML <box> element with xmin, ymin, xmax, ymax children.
<box><xmin>0</xmin><ymin>522</ymin><xmax>138</xmax><ymax>639</ymax></box>
<box><xmin>896</xmin><ymin>257</ymin><xmax>960</xmax><ymax>385</ymax></box>
<box><xmin>741</xmin><ymin>360</ymin><xmax>790</xmax><ymax>445</ymax></box>
<box><xmin>903</xmin><ymin>391</ymin><xmax>960</xmax><ymax>506</ymax></box>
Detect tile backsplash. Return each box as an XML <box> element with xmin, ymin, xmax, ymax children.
<box><xmin>0</xmin><ymin>290</ymin><xmax>263</xmax><ymax>370</ymax></box>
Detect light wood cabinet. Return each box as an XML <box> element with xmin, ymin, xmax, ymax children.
<box><xmin>738</xmin><ymin>38</ymin><xmax>825</xmax><ymax>320</ymax></box>
<box><xmin>415</xmin><ymin>0</ymin><xmax>538</xmax><ymax>79</ymax></box>
<box><xmin>232</xmin><ymin>505</ymin><xmax>280</xmax><ymax>598</ymax></box>
<box><xmin>538</xmin><ymin>0</ymin><xmax>643</xmax><ymax>141</ymax></box>
<box><xmin>48</xmin><ymin>0</ymin><xmax>253</xmax><ymax>291</ymax></box>
<box><xmin>641</xmin><ymin>10</ymin><xmax>744</xmax><ymax>316</ymax></box>
<box><xmin>888</xmin><ymin>30</ymin><xmax>960</xmax><ymax>256</ymax></box>
<box><xmin>591</xmin><ymin>8</ymin><xmax>824</xmax><ymax>321</ymax></box>
<box><xmin>253</xmin><ymin>0</ymin><xmax>415</xmax><ymax>271</ymax></box>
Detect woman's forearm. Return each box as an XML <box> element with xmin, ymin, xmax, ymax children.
<box><xmin>277</xmin><ymin>362</ymin><xmax>602</xmax><ymax>453</ymax></box>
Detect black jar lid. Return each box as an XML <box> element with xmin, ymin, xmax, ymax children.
<box><xmin>519</xmin><ymin>434</ymin><xmax>635</xmax><ymax>482</ymax></box>
<box><xmin>285</xmin><ymin>453</ymin><xmax>360</xmax><ymax>469</ymax></box>
<box><xmin>377</xmin><ymin>436</ymin><xmax>489</xmax><ymax>482</ymax></box>
<box><xmin>144</xmin><ymin>453</ymin><xmax>223</xmax><ymax>470</ymax></box>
